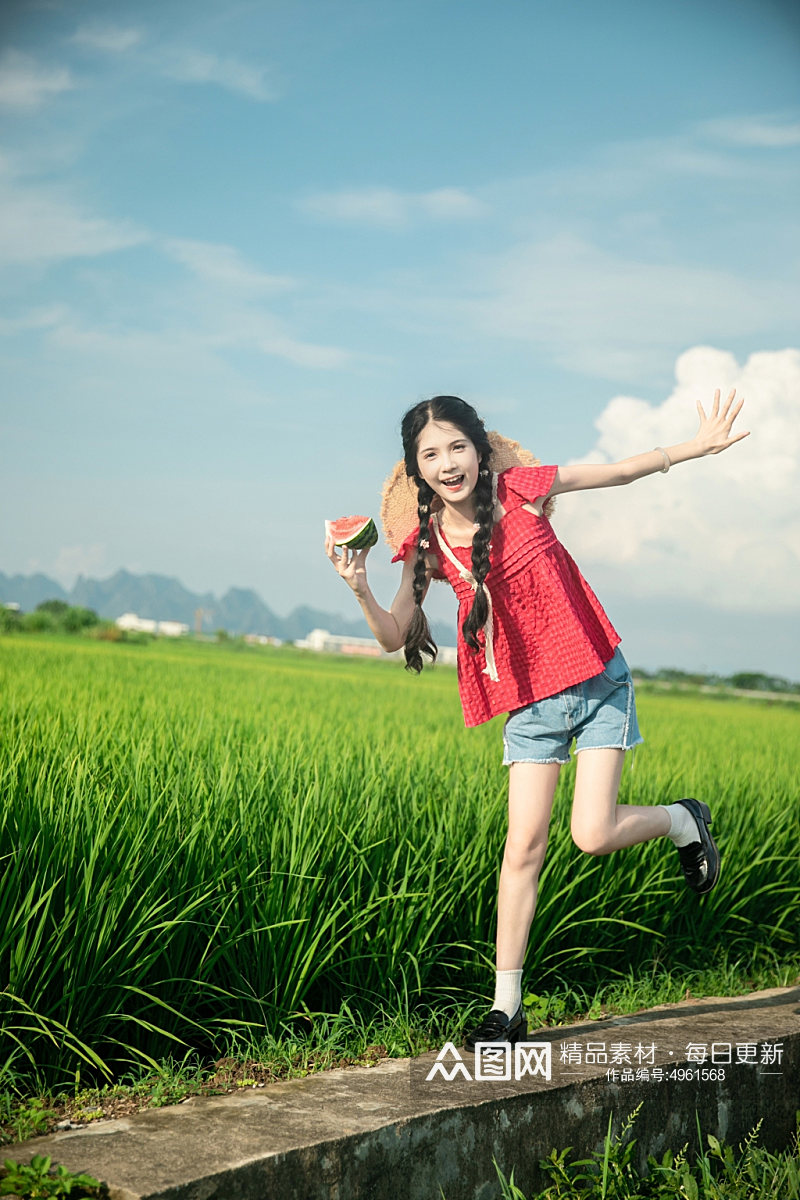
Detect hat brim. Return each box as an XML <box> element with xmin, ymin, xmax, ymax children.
<box><xmin>380</xmin><ymin>431</ymin><xmax>549</xmax><ymax>553</ymax></box>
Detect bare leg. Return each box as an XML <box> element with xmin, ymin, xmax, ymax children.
<box><xmin>496</xmin><ymin>761</ymin><xmax>561</xmax><ymax>971</ymax></box>
<box><xmin>570</xmin><ymin>747</ymin><xmax>670</xmax><ymax>855</ymax></box>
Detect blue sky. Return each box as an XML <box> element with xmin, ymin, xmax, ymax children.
<box><xmin>1</xmin><ymin>0</ymin><xmax>798</xmax><ymax>675</ymax></box>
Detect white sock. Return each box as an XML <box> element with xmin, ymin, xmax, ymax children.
<box><xmin>663</xmin><ymin>803</ymin><xmax>701</xmax><ymax>848</ymax></box>
<box><xmin>493</xmin><ymin>969</ymin><xmax>522</xmax><ymax>1017</ymax></box>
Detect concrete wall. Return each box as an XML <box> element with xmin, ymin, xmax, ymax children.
<box><xmin>10</xmin><ymin>987</ymin><xmax>800</xmax><ymax>1200</ymax></box>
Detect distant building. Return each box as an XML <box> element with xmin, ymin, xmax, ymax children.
<box><xmin>116</xmin><ymin>613</ymin><xmax>156</xmax><ymax>634</ymax></box>
<box><xmin>295</xmin><ymin>628</ymin><xmax>390</xmax><ymax>657</ymax></box>
<box><xmin>158</xmin><ymin>619</ymin><xmax>190</xmax><ymax>638</ymax></box>
<box><xmin>116</xmin><ymin>613</ymin><xmax>189</xmax><ymax>637</ymax></box>
<box><xmin>295</xmin><ymin>627</ymin><xmax>457</xmax><ymax>666</ymax></box>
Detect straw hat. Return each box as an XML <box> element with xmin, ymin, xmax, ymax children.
<box><xmin>380</xmin><ymin>430</ymin><xmax>553</xmax><ymax>553</ymax></box>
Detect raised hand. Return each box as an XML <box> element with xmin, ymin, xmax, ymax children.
<box><xmin>324</xmin><ymin>532</ymin><xmax>372</xmax><ymax>596</ymax></box>
<box><xmin>693</xmin><ymin>388</ymin><xmax>750</xmax><ymax>456</ymax></box>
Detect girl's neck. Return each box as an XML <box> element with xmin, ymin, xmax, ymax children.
<box><xmin>438</xmin><ymin>499</ymin><xmax>479</xmax><ymax>539</ymax></box>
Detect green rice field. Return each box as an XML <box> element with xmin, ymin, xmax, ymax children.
<box><xmin>1</xmin><ymin>635</ymin><xmax>798</xmax><ymax>1091</ymax></box>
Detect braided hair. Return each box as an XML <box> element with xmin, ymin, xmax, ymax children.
<box><xmin>399</xmin><ymin>396</ymin><xmax>493</xmax><ymax>672</ymax></box>
<box><xmin>460</xmin><ymin>465</ymin><xmax>495</xmax><ymax>653</ymax></box>
<box><xmin>402</xmin><ymin>476</ymin><xmax>438</xmax><ymax>673</ymax></box>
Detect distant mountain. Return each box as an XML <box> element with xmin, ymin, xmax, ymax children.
<box><xmin>0</xmin><ymin>572</ymin><xmax>69</xmax><ymax>611</ymax></box>
<box><xmin>280</xmin><ymin>604</ymin><xmax>383</xmax><ymax>641</ymax></box>
<box><xmin>70</xmin><ymin>570</ymin><xmax>218</xmax><ymax>629</ymax></box>
<box><xmin>0</xmin><ymin>569</ymin><xmax>457</xmax><ymax>646</ymax></box>
<box><xmin>214</xmin><ymin>586</ymin><xmax>279</xmax><ymax>637</ymax></box>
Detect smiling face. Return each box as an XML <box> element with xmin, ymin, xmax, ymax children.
<box><xmin>415</xmin><ymin>419</ymin><xmax>481</xmax><ymax>510</ymax></box>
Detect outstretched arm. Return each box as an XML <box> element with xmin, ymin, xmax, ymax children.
<box><xmin>549</xmin><ymin>388</ymin><xmax>749</xmax><ymax>496</ymax></box>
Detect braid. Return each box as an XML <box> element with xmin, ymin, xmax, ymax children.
<box><xmin>403</xmin><ymin>480</ymin><xmax>438</xmax><ymax>674</ymax></box>
<box><xmin>462</xmin><ymin>467</ymin><xmax>494</xmax><ymax>653</ymax></box>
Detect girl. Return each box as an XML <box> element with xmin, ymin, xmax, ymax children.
<box><xmin>324</xmin><ymin>390</ymin><xmax>748</xmax><ymax>1048</ymax></box>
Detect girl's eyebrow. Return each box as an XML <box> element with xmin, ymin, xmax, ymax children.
<box><xmin>420</xmin><ymin>438</ymin><xmax>466</xmax><ymax>453</ymax></box>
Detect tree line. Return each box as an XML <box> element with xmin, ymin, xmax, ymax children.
<box><xmin>631</xmin><ymin>666</ymin><xmax>799</xmax><ymax>694</ymax></box>
<box><xmin>0</xmin><ymin>598</ymin><xmax>118</xmax><ymax>638</ymax></box>
<box><xmin>1</xmin><ymin>598</ymin><xmax>797</xmax><ymax>692</ymax></box>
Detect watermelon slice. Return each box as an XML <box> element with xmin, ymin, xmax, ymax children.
<box><xmin>325</xmin><ymin>515</ymin><xmax>379</xmax><ymax>549</ymax></box>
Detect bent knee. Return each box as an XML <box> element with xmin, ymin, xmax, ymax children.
<box><xmin>570</xmin><ymin>823</ymin><xmax>613</xmax><ymax>856</ymax></box>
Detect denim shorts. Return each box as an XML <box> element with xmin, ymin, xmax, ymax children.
<box><xmin>502</xmin><ymin>645</ymin><xmax>644</xmax><ymax>766</ymax></box>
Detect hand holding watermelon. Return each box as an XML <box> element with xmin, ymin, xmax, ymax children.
<box><xmin>325</xmin><ymin>515</ymin><xmax>378</xmax><ymax>596</ymax></box>
<box><xmin>325</xmin><ymin>516</ymin><xmax>379</xmax><ymax>550</ymax></box>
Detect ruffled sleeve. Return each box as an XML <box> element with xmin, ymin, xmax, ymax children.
<box><xmin>390</xmin><ymin>527</ymin><xmax>419</xmax><ymax>564</ymax></box>
<box><xmin>391</xmin><ymin>527</ymin><xmax>446</xmax><ymax>580</ymax></box>
<box><xmin>498</xmin><ymin>465</ymin><xmax>558</xmax><ymax>511</ymax></box>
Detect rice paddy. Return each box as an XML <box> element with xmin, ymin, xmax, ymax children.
<box><xmin>1</xmin><ymin>635</ymin><xmax>798</xmax><ymax>1092</ymax></box>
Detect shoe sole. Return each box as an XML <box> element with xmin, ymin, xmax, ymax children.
<box><xmin>678</xmin><ymin>797</ymin><xmax>720</xmax><ymax>894</ymax></box>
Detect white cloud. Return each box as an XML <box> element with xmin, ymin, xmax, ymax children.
<box><xmin>301</xmin><ymin>186</ymin><xmax>486</xmax><ymax>228</ymax></box>
<box><xmin>159</xmin><ymin>239</ymin><xmax>349</xmax><ymax>366</ymax></box>
<box><xmin>484</xmin><ymin>112</ymin><xmax>800</xmax><ymax>221</ymax></box>
<box><xmin>34</xmin><ymin>315</ymin><xmax>287</xmax><ymax>415</ymax></box>
<box><xmin>208</xmin><ymin>309</ymin><xmax>352</xmax><ymax>369</ymax></box>
<box><xmin>0</xmin><ymin>49</ymin><xmax>73</xmax><ymax>109</ymax></box>
<box><xmin>699</xmin><ymin>115</ymin><xmax>800</xmax><ymax>149</ymax></box>
<box><xmin>161</xmin><ymin>50</ymin><xmax>277</xmax><ymax>101</ymax></box>
<box><xmin>552</xmin><ymin>347</ymin><xmax>800</xmax><ymax>612</ymax></box>
<box><xmin>71</xmin><ymin>25</ymin><xmax>144</xmax><ymax>53</ymax></box>
<box><xmin>47</xmin><ymin>319</ymin><xmax>212</xmax><ymax>365</ymax></box>
<box><xmin>0</xmin><ymin>182</ymin><xmax>352</xmax><ymax>369</ymax></box>
<box><xmin>74</xmin><ymin>26</ymin><xmax>142</xmax><ymax>54</ymax></box>
<box><xmin>68</xmin><ymin>29</ymin><xmax>277</xmax><ymax>102</ymax></box>
<box><xmin>419</xmin><ymin>188</ymin><xmax>487</xmax><ymax>220</ymax></box>
<box><xmin>0</xmin><ymin>304</ymin><xmax>69</xmax><ymax>335</ymax></box>
<box><xmin>46</xmin><ymin>303</ymin><xmax>351</xmax><ymax>372</ymax></box>
<box><xmin>163</xmin><ymin>239</ymin><xmax>295</xmax><ymax>294</ymax></box>
<box><xmin>458</xmin><ymin>233</ymin><xmax>800</xmax><ymax>381</ymax></box>
<box><xmin>0</xmin><ymin>174</ymin><xmax>148</xmax><ymax>265</ymax></box>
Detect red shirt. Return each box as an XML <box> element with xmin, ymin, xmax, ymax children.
<box><xmin>392</xmin><ymin>465</ymin><xmax>620</xmax><ymax>727</ymax></box>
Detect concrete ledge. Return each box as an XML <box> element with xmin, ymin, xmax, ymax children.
<box><xmin>11</xmin><ymin>987</ymin><xmax>800</xmax><ymax>1200</ymax></box>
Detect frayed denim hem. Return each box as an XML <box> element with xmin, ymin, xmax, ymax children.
<box><xmin>573</xmin><ymin>739</ymin><xmax>644</xmax><ymax>769</ymax></box>
<box><xmin>503</xmin><ymin>755</ymin><xmax>570</xmax><ymax>767</ymax></box>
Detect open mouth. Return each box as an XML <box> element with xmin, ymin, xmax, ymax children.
<box><xmin>441</xmin><ymin>475</ymin><xmax>465</xmax><ymax>491</ymax></box>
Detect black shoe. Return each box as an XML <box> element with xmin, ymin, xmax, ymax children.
<box><xmin>675</xmin><ymin>797</ymin><xmax>720</xmax><ymax>895</ymax></box>
<box><xmin>464</xmin><ymin>1004</ymin><xmax>527</xmax><ymax>1050</ymax></box>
